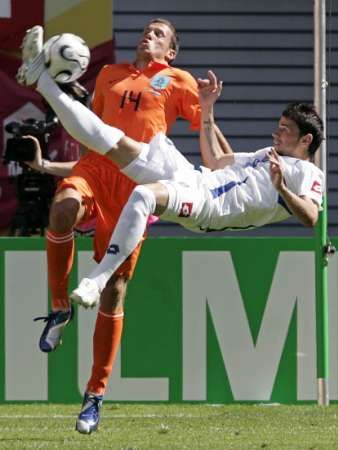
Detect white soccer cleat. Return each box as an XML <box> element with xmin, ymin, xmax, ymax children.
<box><xmin>16</xmin><ymin>25</ymin><xmax>45</xmax><ymax>86</ymax></box>
<box><xmin>22</xmin><ymin>26</ymin><xmax>43</xmax><ymax>60</ymax></box>
<box><xmin>70</xmin><ymin>278</ymin><xmax>101</xmax><ymax>308</ymax></box>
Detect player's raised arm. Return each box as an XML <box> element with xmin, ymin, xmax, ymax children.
<box><xmin>198</xmin><ymin>71</ymin><xmax>234</xmax><ymax>170</ymax></box>
<box><xmin>267</xmin><ymin>148</ymin><xmax>319</xmax><ymax>227</ymax></box>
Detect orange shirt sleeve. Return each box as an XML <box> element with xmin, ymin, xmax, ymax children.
<box><xmin>176</xmin><ymin>70</ymin><xmax>201</xmax><ymax>131</ymax></box>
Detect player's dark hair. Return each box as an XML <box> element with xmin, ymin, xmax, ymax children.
<box><xmin>282</xmin><ymin>103</ymin><xmax>324</xmax><ymax>157</ymax></box>
<box><xmin>148</xmin><ymin>18</ymin><xmax>180</xmax><ymax>58</ymax></box>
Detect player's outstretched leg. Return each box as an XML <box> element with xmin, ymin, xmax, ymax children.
<box><xmin>17</xmin><ymin>28</ymin><xmax>125</xmax><ymax>155</ymax></box>
<box><xmin>71</xmin><ymin>185</ymin><xmax>159</xmax><ymax>307</ymax></box>
<box><xmin>36</xmin><ymin>71</ymin><xmax>125</xmax><ymax>154</ymax></box>
<box><xmin>16</xmin><ymin>25</ymin><xmax>46</xmax><ymax>86</ymax></box>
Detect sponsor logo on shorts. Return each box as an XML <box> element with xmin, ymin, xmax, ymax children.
<box><xmin>107</xmin><ymin>244</ymin><xmax>120</xmax><ymax>255</ymax></box>
<box><xmin>150</xmin><ymin>75</ymin><xmax>170</xmax><ymax>90</ymax></box>
<box><xmin>311</xmin><ymin>180</ymin><xmax>322</xmax><ymax>194</ymax></box>
<box><xmin>179</xmin><ymin>202</ymin><xmax>193</xmax><ymax>217</ymax></box>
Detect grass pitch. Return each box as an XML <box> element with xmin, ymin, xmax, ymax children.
<box><xmin>0</xmin><ymin>403</ymin><xmax>338</xmax><ymax>449</ymax></box>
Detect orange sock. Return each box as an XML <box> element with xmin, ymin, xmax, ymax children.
<box><xmin>46</xmin><ymin>229</ymin><xmax>74</xmax><ymax>311</ymax></box>
<box><xmin>86</xmin><ymin>310</ymin><xmax>124</xmax><ymax>395</ymax></box>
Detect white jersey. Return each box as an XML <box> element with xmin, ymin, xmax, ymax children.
<box><xmin>162</xmin><ymin>146</ymin><xmax>324</xmax><ymax>233</ymax></box>
<box><xmin>122</xmin><ymin>134</ymin><xmax>324</xmax><ymax>233</ymax></box>
<box><xmin>194</xmin><ymin>148</ymin><xmax>324</xmax><ymax>231</ymax></box>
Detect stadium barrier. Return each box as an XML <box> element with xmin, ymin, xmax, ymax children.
<box><xmin>0</xmin><ymin>237</ymin><xmax>338</xmax><ymax>404</ymax></box>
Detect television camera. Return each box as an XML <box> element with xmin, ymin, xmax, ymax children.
<box><xmin>3</xmin><ymin>117</ymin><xmax>58</xmax><ymax>236</ymax></box>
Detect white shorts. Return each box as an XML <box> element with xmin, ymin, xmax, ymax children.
<box><xmin>159</xmin><ymin>172</ymin><xmax>213</xmax><ymax>233</ymax></box>
<box><xmin>121</xmin><ymin>132</ymin><xmax>194</xmax><ymax>184</ymax></box>
<box><xmin>121</xmin><ymin>132</ymin><xmax>213</xmax><ymax>232</ymax></box>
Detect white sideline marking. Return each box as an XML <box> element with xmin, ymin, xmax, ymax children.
<box><xmin>0</xmin><ymin>413</ymin><xmax>221</xmax><ymax>420</ymax></box>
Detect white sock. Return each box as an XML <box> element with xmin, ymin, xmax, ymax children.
<box><xmin>88</xmin><ymin>186</ymin><xmax>156</xmax><ymax>291</ymax></box>
<box><xmin>36</xmin><ymin>71</ymin><xmax>124</xmax><ymax>153</ymax></box>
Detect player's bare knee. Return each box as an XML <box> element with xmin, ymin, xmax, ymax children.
<box><xmin>100</xmin><ymin>274</ymin><xmax>128</xmax><ymax>311</ymax></box>
<box><xmin>106</xmin><ymin>136</ymin><xmax>142</xmax><ymax>168</ymax></box>
<box><xmin>135</xmin><ymin>183</ymin><xmax>169</xmax><ymax>216</ymax></box>
<box><xmin>49</xmin><ymin>193</ymin><xmax>83</xmax><ymax>232</ymax></box>
<box><xmin>132</xmin><ymin>183</ymin><xmax>168</xmax><ymax>215</ymax></box>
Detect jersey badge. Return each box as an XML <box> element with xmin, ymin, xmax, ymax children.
<box><xmin>107</xmin><ymin>244</ymin><xmax>120</xmax><ymax>255</ymax></box>
<box><xmin>179</xmin><ymin>202</ymin><xmax>193</xmax><ymax>217</ymax></box>
<box><xmin>150</xmin><ymin>74</ymin><xmax>171</xmax><ymax>90</ymax></box>
<box><xmin>311</xmin><ymin>180</ymin><xmax>322</xmax><ymax>194</ymax></box>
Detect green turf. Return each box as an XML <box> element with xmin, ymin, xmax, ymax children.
<box><xmin>0</xmin><ymin>404</ymin><xmax>338</xmax><ymax>449</ymax></box>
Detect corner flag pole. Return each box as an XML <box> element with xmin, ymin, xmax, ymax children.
<box><xmin>314</xmin><ymin>0</ymin><xmax>329</xmax><ymax>406</ymax></box>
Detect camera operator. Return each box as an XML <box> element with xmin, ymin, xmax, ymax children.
<box><xmin>22</xmin><ymin>83</ymin><xmax>90</xmax><ymax>175</ymax></box>
<box><xmin>3</xmin><ymin>84</ymin><xmax>90</xmax><ymax>236</ymax></box>
<box><xmin>3</xmin><ymin>117</ymin><xmax>60</xmax><ymax>236</ymax></box>
<box><xmin>22</xmin><ymin>135</ymin><xmax>76</xmax><ymax>176</ymax></box>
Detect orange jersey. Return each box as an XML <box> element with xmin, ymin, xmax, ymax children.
<box><xmin>60</xmin><ymin>61</ymin><xmax>200</xmax><ymax>270</ymax></box>
<box><xmin>91</xmin><ymin>61</ymin><xmax>201</xmax><ymax>142</ymax></box>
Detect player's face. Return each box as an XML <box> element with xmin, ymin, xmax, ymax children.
<box><xmin>137</xmin><ymin>22</ymin><xmax>176</xmax><ymax>62</ymax></box>
<box><xmin>272</xmin><ymin>116</ymin><xmax>303</xmax><ymax>156</ymax></box>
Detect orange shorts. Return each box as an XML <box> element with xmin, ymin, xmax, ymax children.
<box><xmin>57</xmin><ymin>151</ymin><xmax>144</xmax><ymax>279</ymax></box>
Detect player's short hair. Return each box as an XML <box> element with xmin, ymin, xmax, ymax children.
<box><xmin>282</xmin><ymin>103</ymin><xmax>324</xmax><ymax>156</ymax></box>
<box><xmin>148</xmin><ymin>18</ymin><xmax>180</xmax><ymax>57</ymax></box>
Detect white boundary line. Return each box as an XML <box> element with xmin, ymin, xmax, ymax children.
<box><xmin>0</xmin><ymin>413</ymin><xmax>222</xmax><ymax>420</ymax></box>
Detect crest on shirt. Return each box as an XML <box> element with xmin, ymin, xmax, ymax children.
<box><xmin>107</xmin><ymin>244</ymin><xmax>120</xmax><ymax>255</ymax></box>
<box><xmin>179</xmin><ymin>202</ymin><xmax>193</xmax><ymax>217</ymax></box>
<box><xmin>150</xmin><ymin>75</ymin><xmax>170</xmax><ymax>90</ymax></box>
<box><xmin>311</xmin><ymin>180</ymin><xmax>322</xmax><ymax>194</ymax></box>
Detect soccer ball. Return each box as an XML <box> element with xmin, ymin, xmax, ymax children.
<box><xmin>44</xmin><ymin>33</ymin><xmax>90</xmax><ymax>84</ymax></box>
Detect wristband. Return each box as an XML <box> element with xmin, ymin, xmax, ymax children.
<box><xmin>41</xmin><ymin>159</ymin><xmax>50</xmax><ymax>173</ymax></box>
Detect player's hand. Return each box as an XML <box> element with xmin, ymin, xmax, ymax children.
<box><xmin>267</xmin><ymin>148</ymin><xmax>285</xmax><ymax>191</ymax></box>
<box><xmin>22</xmin><ymin>135</ymin><xmax>43</xmax><ymax>171</ymax></box>
<box><xmin>197</xmin><ymin>70</ymin><xmax>222</xmax><ymax>108</ymax></box>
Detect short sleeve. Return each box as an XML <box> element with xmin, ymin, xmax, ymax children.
<box><xmin>176</xmin><ymin>71</ymin><xmax>201</xmax><ymax>130</ymax></box>
<box><xmin>285</xmin><ymin>161</ymin><xmax>324</xmax><ymax>209</ymax></box>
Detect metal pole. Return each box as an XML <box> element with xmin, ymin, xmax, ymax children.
<box><xmin>314</xmin><ymin>0</ymin><xmax>329</xmax><ymax>406</ymax></box>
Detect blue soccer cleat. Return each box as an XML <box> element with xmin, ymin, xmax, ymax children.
<box><xmin>34</xmin><ymin>306</ymin><xmax>74</xmax><ymax>352</ymax></box>
<box><xmin>76</xmin><ymin>392</ymin><xmax>103</xmax><ymax>434</ymax></box>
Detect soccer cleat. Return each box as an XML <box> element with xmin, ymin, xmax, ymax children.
<box><xmin>76</xmin><ymin>392</ymin><xmax>103</xmax><ymax>434</ymax></box>
<box><xmin>16</xmin><ymin>25</ymin><xmax>45</xmax><ymax>86</ymax></box>
<box><xmin>34</xmin><ymin>306</ymin><xmax>74</xmax><ymax>352</ymax></box>
<box><xmin>70</xmin><ymin>278</ymin><xmax>100</xmax><ymax>308</ymax></box>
